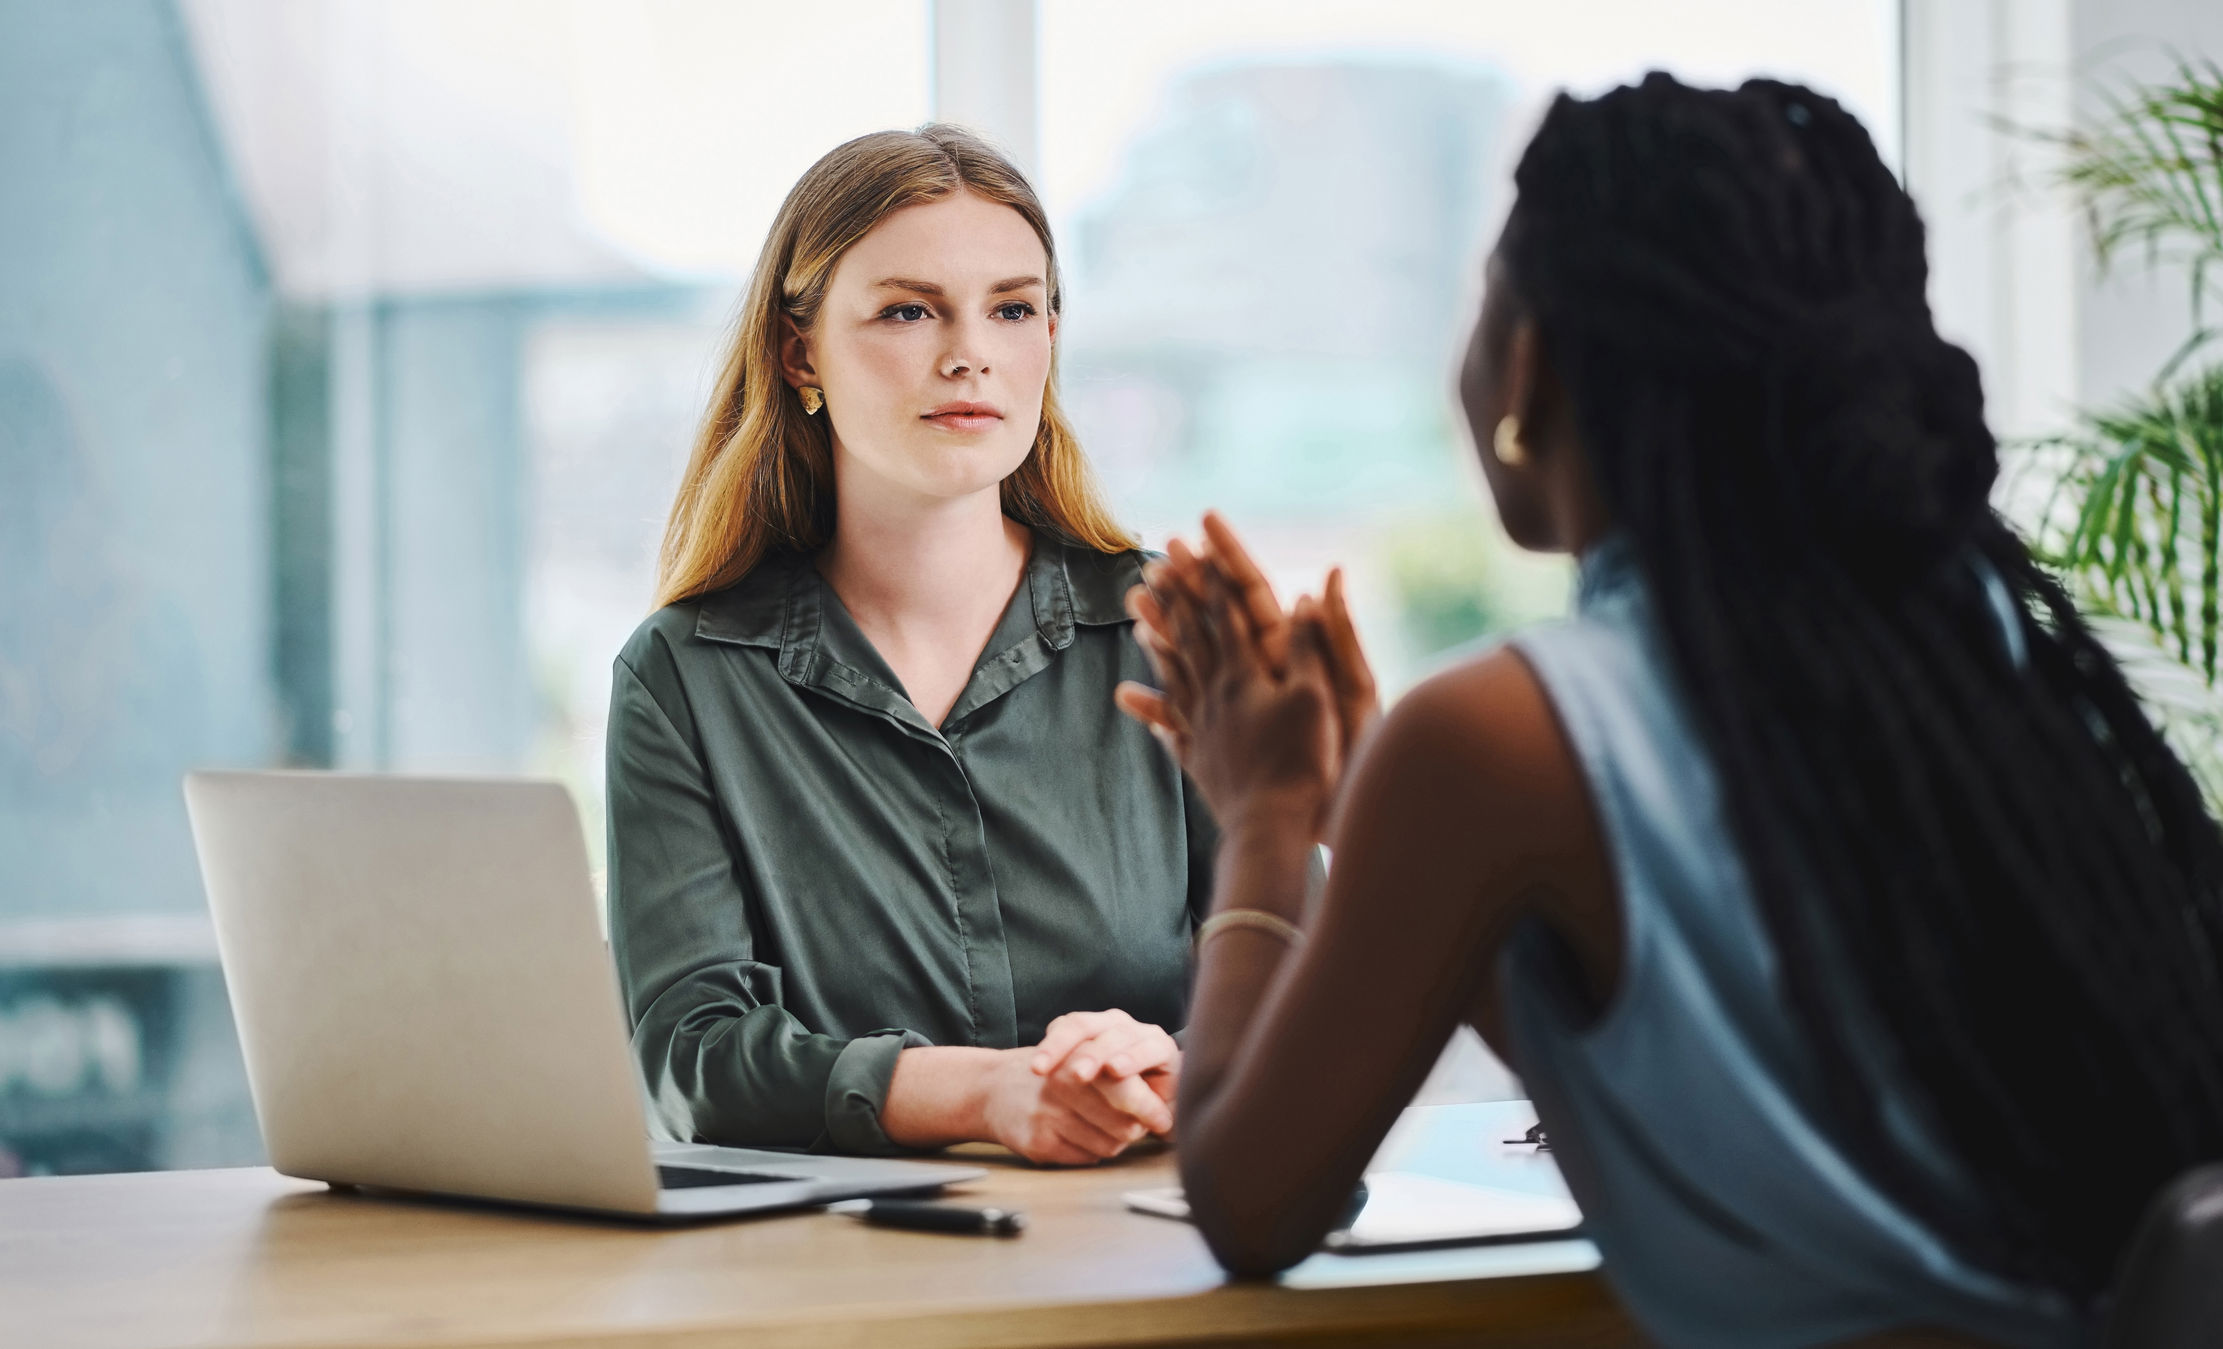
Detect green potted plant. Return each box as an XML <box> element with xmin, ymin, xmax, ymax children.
<box><xmin>2025</xmin><ymin>57</ymin><xmax>2223</xmax><ymax>794</ymax></box>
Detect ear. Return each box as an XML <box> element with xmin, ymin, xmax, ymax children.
<box><xmin>1502</xmin><ymin>318</ymin><xmax>1545</xmax><ymax>448</ymax></box>
<box><xmin>777</xmin><ymin>314</ymin><xmax>817</xmax><ymax>389</ymax></box>
<box><xmin>1511</xmin><ymin>319</ymin><xmax>1582</xmax><ymax>466</ymax></box>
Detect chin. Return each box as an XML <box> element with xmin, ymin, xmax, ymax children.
<box><xmin>903</xmin><ymin>434</ymin><xmax>1035</xmax><ymax>500</ymax></box>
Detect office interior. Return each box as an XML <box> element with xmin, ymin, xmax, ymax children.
<box><xmin>0</xmin><ymin>0</ymin><xmax>2215</xmax><ymax>1204</ymax></box>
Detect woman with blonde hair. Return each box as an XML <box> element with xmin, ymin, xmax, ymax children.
<box><xmin>606</xmin><ymin>125</ymin><xmax>1209</xmax><ymax>1162</ymax></box>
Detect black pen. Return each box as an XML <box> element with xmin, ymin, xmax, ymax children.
<box><xmin>837</xmin><ymin>1198</ymin><xmax>1027</xmax><ymax>1236</ymax></box>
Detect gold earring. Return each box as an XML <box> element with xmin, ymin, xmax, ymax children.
<box><xmin>1492</xmin><ymin>414</ymin><xmax>1528</xmax><ymax>467</ymax></box>
<box><xmin>798</xmin><ymin>386</ymin><xmax>824</xmax><ymax>416</ymax></box>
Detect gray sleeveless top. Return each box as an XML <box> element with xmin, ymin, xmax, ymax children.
<box><xmin>1501</xmin><ymin>538</ymin><xmax>2085</xmax><ymax>1349</ymax></box>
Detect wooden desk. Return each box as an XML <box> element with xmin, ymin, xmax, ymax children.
<box><xmin>1</xmin><ymin>1146</ymin><xmax>1637</xmax><ymax>1349</ymax></box>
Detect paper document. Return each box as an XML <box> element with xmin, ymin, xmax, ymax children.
<box><xmin>1122</xmin><ymin>1100</ymin><xmax>1583</xmax><ymax>1254</ymax></box>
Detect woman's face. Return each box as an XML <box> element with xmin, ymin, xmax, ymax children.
<box><xmin>798</xmin><ymin>190</ymin><xmax>1056</xmax><ymax>509</ymax></box>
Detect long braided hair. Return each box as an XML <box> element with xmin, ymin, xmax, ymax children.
<box><xmin>1500</xmin><ymin>73</ymin><xmax>2223</xmax><ymax>1299</ymax></box>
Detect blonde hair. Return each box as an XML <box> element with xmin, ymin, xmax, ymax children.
<box><xmin>654</xmin><ymin>124</ymin><xmax>1136</xmax><ymax>609</ymax></box>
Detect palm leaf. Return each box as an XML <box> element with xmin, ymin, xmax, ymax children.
<box><xmin>2057</xmin><ymin>56</ymin><xmax>2223</xmax><ymax>371</ymax></box>
<box><xmin>2032</xmin><ymin>366</ymin><xmax>2223</xmax><ymax>687</ymax></box>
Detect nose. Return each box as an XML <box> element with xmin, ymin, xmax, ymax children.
<box><xmin>939</xmin><ymin>313</ymin><xmax>990</xmax><ymax>380</ymax></box>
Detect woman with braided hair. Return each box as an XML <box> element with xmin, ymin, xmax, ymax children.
<box><xmin>1115</xmin><ymin>73</ymin><xmax>2223</xmax><ymax>1347</ymax></box>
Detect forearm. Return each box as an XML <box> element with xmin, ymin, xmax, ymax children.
<box><xmin>879</xmin><ymin>1045</ymin><xmax>1009</xmax><ymax>1149</ymax></box>
<box><xmin>635</xmin><ymin>982</ymin><xmax>922</xmax><ymax>1153</ymax></box>
<box><xmin>1179</xmin><ymin>813</ymin><xmax>1316</xmax><ymax>1149</ymax></box>
<box><xmin>1179</xmin><ymin>814</ymin><xmax>1379</xmax><ymax>1274</ymax></box>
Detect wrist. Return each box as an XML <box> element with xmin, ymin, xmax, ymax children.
<box><xmin>1207</xmin><ymin>815</ymin><xmax>1319</xmax><ymax>928</ymax></box>
<box><xmin>882</xmin><ymin>1045</ymin><xmax>1006</xmax><ymax>1148</ymax></box>
<box><xmin>1215</xmin><ymin>796</ymin><xmax>1322</xmax><ymax>857</ymax></box>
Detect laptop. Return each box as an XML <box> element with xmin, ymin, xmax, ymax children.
<box><xmin>183</xmin><ymin>770</ymin><xmax>982</xmax><ymax>1220</ymax></box>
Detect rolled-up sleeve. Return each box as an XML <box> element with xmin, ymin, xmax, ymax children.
<box><xmin>606</xmin><ymin>654</ymin><xmax>921</xmax><ymax>1154</ymax></box>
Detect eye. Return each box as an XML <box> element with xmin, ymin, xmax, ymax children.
<box><xmin>996</xmin><ymin>302</ymin><xmax>1037</xmax><ymax>322</ymax></box>
<box><xmin>881</xmin><ymin>303</ymin><xmax>931</xmax><ymax>323</ymax></box>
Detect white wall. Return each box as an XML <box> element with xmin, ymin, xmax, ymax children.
<box><xmin>1906</xmin><ymin>0</ymin><xmax>2223</xmax><ymax>443</ymax></box>
<box><xmin>2070</xmin><ymin>0</ymin><xmax>2223</xmax><ymax>406</ymax></box>
<box><xmin>1903</xmin><ymin>0</ymin><xmax>2078</xmax><ymax>441</ymax></box>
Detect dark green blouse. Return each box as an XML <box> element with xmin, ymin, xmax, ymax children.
<box><xmin>605</xmin><ymin>534</ymin><xmax>1216</xmax><ymax>1154</ymax></box>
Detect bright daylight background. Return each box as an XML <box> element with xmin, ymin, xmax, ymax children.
<box><xmin>3</xmin><ymin>0</ymin><xmax>1901</xmax><ymax>1174</ymax></box>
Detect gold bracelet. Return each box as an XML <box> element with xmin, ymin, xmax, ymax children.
<box><xmin>1196</xmin><ymin>908</ymin><xmax>1304</xmax><ymax>950</ymax></box>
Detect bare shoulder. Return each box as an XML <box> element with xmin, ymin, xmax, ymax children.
<box><xmin>1337</xmin><ymin>643</ymin><xmax>1621</xmax><ymax>1024</ymax></box>
<box><xmin>1363</xmin><ymin>645</ymin><xmax>1583</xmax><ymax>805</ymax></box>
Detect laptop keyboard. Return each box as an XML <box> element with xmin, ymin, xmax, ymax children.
<box><xmin>656</xmin><ymin>1165</ymin><xmax>794</xmax><ymax>1190</ymax></box>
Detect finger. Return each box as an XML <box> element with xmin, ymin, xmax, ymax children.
<box><xmin>1200</xmin><ymin>563</ymin><xmax>1262</xmax><ymax>669</ymax></box>
<box><xmin>1047</xmin><ymin>1099</ymin><xmax>1142</xmax><ymax>1160</ymax></box>
<box><xmin>1051</xmin><ymin>1075</ymin><xmax>1159</xmax><ymax>1145</ymax></box>
<box><xmin>1162</xmin><ymin>535</ymin><xmax>1209</xmax><ymax>585</ymax></box>
<box><xmin>1099</xmin><ymin>1028</ymin><xmax>1178</xmax><ymax>1080</ymax></box>
<box><xmin>1030</xmin><ymin>1012</ymin><xmax>1114</xmax><ymax>1076</ymax></box>
<box><xmin>1115</xmin><ymin>685</ymin><xmax>1195</xmax><ymax>764</ymax></box>
<box><xmin>1322</xmin><ymin>568</ymin><xmax>1375</xmax><ymax>697</ymax></box>
<box><xmin>1146</xmin><ymin>554</ymin><xmax>1221</xmax><ymax>677</ymax></box>
<box><xmin>1115</xmin><ymin>682</ymin><xmax>1177</xmax><ymax>736</ymax></box>
<box><xmin>1289</xmin><ymin>601</ymin><xmax>1336</xmax><ymax>689</ymax></box>
<box><xmin>1200</xmin><ymin>512</ymin><xmax>1289</xmax><ymax>671</ymax></box>
<box><xmin>1115</xmin><ymin>684</ymin><xmax>1192</xmax><ymax>755</ymax></box>
<box><xmin>1052</xmin><ymin>1022</ymin><xmax>1169</xmax><ymax>1084</ymax></box>
<box><xmin>1034</xmin><ymin>1010</ymin><xmax>1118</xmax><ymax>1073</ymax></box>
<box><xmin>1051</xmin><ymin>1027</ymin><xmax>1123</xmax><ymax>1083</ymax></box>
<box><xmin>1127</xmin><ymin>622</ymin><xmax>1173</xmax><ymax>692</ymax></box>
<box><xmin>1293</xmin><ymin>601</ymin><xmax>1347</xmax><ymax>719</ymax></box>
<box><xmin>1125</xmin><ymin>582</ymin><xmax>1170</xmax><ymax>637</ymax></box>
<box><xmin>1295</xmin><ymin>597</ymin><xmax>1351</xmax><ymax>689</ymax></box>
<box><xmin>1084</xmin><ymin>1024</ymin><xmax>1178</xmax><ymax>1081</ymax></box>
<box><xmin>1321</xmin><ymin>567</ymin><xmax>1380</xmax><ymax>737</ymax></box>
<box><xmin>1125</xmin><ymin>588</ymin><xmax>1202</xmax><ymax>713</ymax></box>
<box><xmin>1161</xmin><ymin>539</ymin><xmax>1221</xmax><ymax>629</ymax></box>
<box><xmin>1032</xmin><ymin>1139</ymin><xmax>1098</xmax><ymax>1167</ymax></box>
<box><xmin>1127</xmin><ymin>626</ymin><xmax>1178</xmax><ymax>699</ymax></box>
<box><xmin>1141</xmin><ymin>1067</ymin><xmax>1178</xmax><ymax>1141</ymax></box>
<box><xmin>1089</xmin><ymin>1072</ymin><xmax>1175</xmax><ymax>1136</ymax></box>
<box><xmin>1018</xmin><ymin>1127</ymin><xmax>1099</xmax><ymax>1168</ymax></box>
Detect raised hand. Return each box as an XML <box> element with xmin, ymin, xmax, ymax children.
<box><xmin>1202</xmin><ymin>511</ymin><xmax>1381</xmax><ymax>774</ymax></box>
<box><xmin>1117</xmin><ymin>525</ymin><xmax>1343</xmax><ymax>838</ymax></box>
<box><xmin>1117</xmin><ymin>513</ymin><xmax>1378</xmax><ymax>840</ymax></box>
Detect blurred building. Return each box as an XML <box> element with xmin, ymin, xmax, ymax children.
<box><xmin>2</xmin><ymin>0</ymin><xmax>276</xmax><ymax>1175</ymax></box>
<box><xmin>1057</xmin><ymin>59</ymin><xmax>1570</xmax><ymax>691</ymax></box>
<box><xmin>1067</xmin><ymin>61</ymin><xmax>1506</xmax><ymax>513</ymax></box>
<box><xmin>0</xmin><ymin>0</ymin><xmax>726</xmax><ymax>1174</ymax></box>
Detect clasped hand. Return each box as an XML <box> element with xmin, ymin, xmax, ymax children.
<box><xmin>1114</xmin><ymin>512</ymin><xmax>1380</xmax><ymax>839</ymax></box>
<box><xmin>999</xmin><ymin>1009</ymin><xmax>1179</xmax><ymax>1165</ymax></box>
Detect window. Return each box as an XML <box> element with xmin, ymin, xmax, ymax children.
<box><xmin>1041</xmin><ymin>0</ymin><xmax>1900</xmax><ymax>693</ymax></box>
<box><xmin>1</xmin><ymin>0</ymin><xmax>1899</xmax><ymax>1173</ymax></box>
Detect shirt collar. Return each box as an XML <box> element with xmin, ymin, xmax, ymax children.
<box><xmin>1574</xmin><ymin>533</ymin><xmax>1642</xmax><ymax>614</ymax></box>
<box><xmin>690</xmin><ymin>529</ymin><xmax>1142</xmax><ymax>661</ymax></box>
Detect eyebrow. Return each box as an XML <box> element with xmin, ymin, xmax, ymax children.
<box><xmin>872</xmin><ymin>276</ymin><xmax>1045</xmax><ymax>297</ymax></box>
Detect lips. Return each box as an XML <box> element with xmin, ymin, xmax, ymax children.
<box><xmin>922</xmin><ymin>401</ymin><xmax>1003</xmax><ymax>432</ymax></box>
